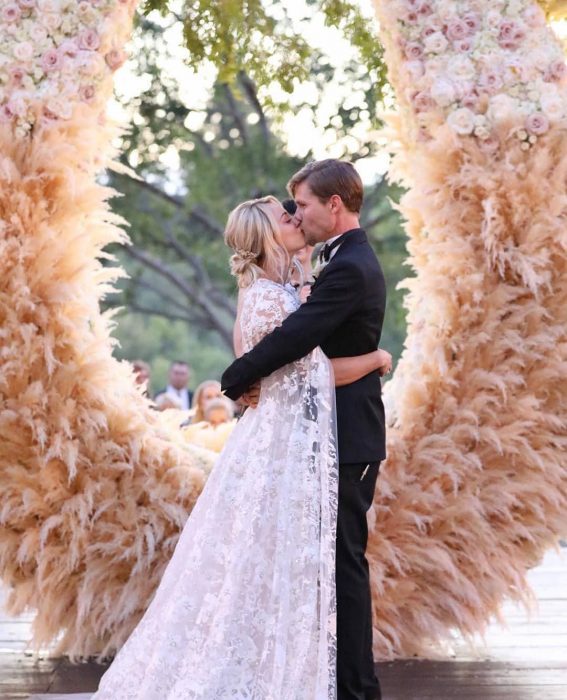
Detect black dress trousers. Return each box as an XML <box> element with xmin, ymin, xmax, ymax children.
<box><xmin>336</xmin><ymin>461</ymin><xmax>381</xmax><ymax>700</ymax></box>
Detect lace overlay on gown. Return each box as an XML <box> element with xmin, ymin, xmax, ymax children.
<box><xmin>30</xmin><ymin>278</ymin><xmax>338</xmax><ymax>700</ymax></box>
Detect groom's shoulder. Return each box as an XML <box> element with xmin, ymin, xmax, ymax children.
<box><xmin>339</xmin><ymin>230</ymin><xmax>381</xmax><ymax>267</ymax></box>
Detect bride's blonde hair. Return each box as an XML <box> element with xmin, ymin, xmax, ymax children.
<box><xmin>224</xmin><ymin>196</ymin><xmax>291</xmax><ymax>288</ymax></box>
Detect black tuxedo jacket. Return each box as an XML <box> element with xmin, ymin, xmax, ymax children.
<box><xmin>221</xmin><ymin>228</ymin><xmax>387</xmax><ymax>463</ymax></box>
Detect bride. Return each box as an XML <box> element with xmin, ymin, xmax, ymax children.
<box><xmin>31</xmin><ymin>195</ymin><xmax>390</xmax><ymax>700</ymax></box>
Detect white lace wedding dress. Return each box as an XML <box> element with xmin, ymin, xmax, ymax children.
<box><xmin>30</xmin><ymin>278</ymin><xmax>338</xmax><ymax>700</ymax></box>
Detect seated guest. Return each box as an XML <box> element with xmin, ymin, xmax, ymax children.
<box><xmin>203</xmin><ymin>397</ymin><xmax>235</xmax><ymax>427</ymax></box>
<box><xmin>191</xmin><ymin>380</ymin><xmax>222</xmax><ymax>423</ymax></box>
<box><xmin>155</xmin><ymin>393</ymin><xmax>183</xmax><ymax>411</ymax></box>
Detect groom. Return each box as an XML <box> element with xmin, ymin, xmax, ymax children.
<box><xmin>221</xmin><ymin>159</ymin><xmax>386</xmax><ymax>700</ymax></box>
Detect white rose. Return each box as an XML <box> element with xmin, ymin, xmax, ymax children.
<box><xmin>474</xmin><ymin>125</ymin><xmax>491</xmax><ymax>140</ymax></box>
<box><xmin>13</xmin><ymin>41</ymin><xmax>34</xmax><ymax>61</ymax></box>
<box><xmin>448</xmin><ymin>55</ymin><xmax>476</xmax><ymax>81</ymax></box>
<box><xmin>487</xmin><ymin>94</ymin><xmax>517</xmax><ymax>122</ymax></box>
<box><xmin>486</xmin><ymin>10</ymin><xmax>502</xmax><ymax>32</ymax></box>
<box><xmin>29</xmin><ymin>25</ymin><xmax>48</xmax><ymax>43</ymax></box>
<box><xmin>529</xmin><ymin>47</ymin><xmax>554</xmax><ymax>71</ymax></box>
<box><xmin>46</xmin><ymin>96</ymin><xmax>73</xmax><ymax>120</ymax></box>
<box><xmin>404</xmin><ymin>60</ymin><xmax>425</xmax><ymax>81</ymax></box>
<box><xmin>424</xmin><ymin>31</ymin><xmax>448</xmax><ymax>54</ymax></box>
<box><xmin>540</xmin><ymin>93</ymin><xmax>565</xmax><ymax>122</ymax></box>
<box><xmin>430</xmin><ymin>77</ymin><xmax>457</xmax><ymax>107</ymax></box>
<box><xmin>41</xmin><ymin>12</ymin><xmax>61</xmax><ymax>31</ymax></box>
<box><xmin>435</xmin><ymin>0</ymin><xmax>455</xmax><ymax>21</ymax></box>
<box><xmin>447</xmin><ymin>107</ymin><xmax>476</xmax><ymax>135</ymax></box>
<box><xmin>506</xmin><ymin>0</ymin><xmax>523</xmax><ymax>16</ymax></box>
<box><xmin>539</xmin><ymin>82</ymin><xmax>560</xmax><ymax>100</ymax></box>
<box><xmin>37</xmin><ymin>0</ymin><xmax>60</xmax><ymax>11</ymax></box>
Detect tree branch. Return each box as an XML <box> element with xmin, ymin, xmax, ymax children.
<box><xmin>122</xmin><ymin>245</ymin><xmax>234</xmax><ymax>348</ymax></box>
<box><xmin>133</xmin><ymin>278</ymin><xmax>195</xmax><ymax>315</ymax></box>
<box><xmin>113</xmin><ymin>171</ymin><xmax>224</xmax><ymax>239</ymax></box>
<box><xmin>221</xmin><ymin>83</ymin><xmax>249</xmax><ymax>146</ymax></box>
<box><xmin>127</xmin><ymin>303</ymin><xmax>195</xmax><ymax>325</ymax></box>
<box><xmin>238</xmin><ymin>72</ymin><xmax>270</xmax><ymax>145</ymax></box>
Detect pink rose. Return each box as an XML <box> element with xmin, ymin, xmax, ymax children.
<box><xmin>462</xmin><ymin>12</ymin><xmax>480</xmax><ymax>35</ymax></box>
<box><xmin>105</xmin><ymin>49</ymin><xmax>126</xmax><ymax>71</ymax></box>
<box><xmin>41</xmin><ymin>49</ymin><xmax>61</xmax><ymax>73</ymax></box>
<box><xmin>59</xmin><ymin>39</ymin><xmax>79</xmax><ymax>58</ymax></box>
<box><xmin>454</xmin><ymin>38</ymin><xmax>472</xmax><ymax>53</ymax></box>
<box><xmin>41</xmin><ymin>49</ymin><xmax>60</xmax><ymax>72</ymax></box>
<box><xmin>544</xmin><ymin>59</ymin><xmax>567</xmax><ymax>83</ymax></box>
<box><xmin>78</xmin><ymin>28</ymin><xmax>101</xmax><ymax>51</ymax></box>
<box><xmin>423</xmin><ymin>18</ymin><xmax>442</xmax><ymax>35</ymax></box>
<box><xmin>453</xmin><ymin>80</ymin><xmax>474</xmax><ymax>100</ymax></box>
<box><xmin>525</xmin><ymin>112</ymin><xmax>550</xmax><ymax>135</ymax></box>
<box><xmin>478</xmin><ymin>136</ymin><xmax>499</xmax><ymax>154</ymax></box>
<box><xmin>498</xmin><ymin>20</ymin><xmax>526</xmax><ymax>50</ymax></box>
<box><xmin>9</xmin><ymin>66</ymin><xmax>26</xmax><ymax>87</ymax></box>
<box><xmin>405</xmin><ymin>10</ymin><xmax>419</xmax><ymax>24</ymax></box>
<box><xmin>2</xmin><ymin>4</ymin><xmax>21</xmax><ymax>22</ymax></box>
<box><xmin>460</xmin><ymin>90</ymin><xmax>480</xmax><ymax>111</ymax></box>
<box><xmin>0</xmin><ymin>105</ymin><xmax>15</xmax><ymax>123</ymax></box>
<box><xmin>7</xmin><ymin>95</ymin><xmax>27</xmax><ymax>117</ymax></box>
<box><xmin>479</xmin><ymin>68</ymin><xmax>504</xmax><ymax>95</ymax></box>
<box><xmin>416</xmin><ymin>0</ymin><xmax>432</xmax><ymax>16</ymax></box>
<box><xmin>404</xmin><ymin>42</ymin><xmax>423</xmax><ymax>60</ymax></box>
<box><xmin>79</xmin><ymin>84</ymin><xmax>96</xmax><ymax>103</ymax></box>
<box><xmin>446</xmin><ymin>18</ymin><xmax>469</xmax><ymax>42</ymax></box>
<box><xmin>42</xmin><ymin>105</ymin><xmax>59</xmax><ymax>121</ymax></box>
<box><xmin>412</xmin><ymin>90</ymin><xmax>434</xmax><ymax>112</ymax></box>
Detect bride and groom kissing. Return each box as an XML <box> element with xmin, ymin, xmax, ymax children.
<box><xmin>33</xmin><ymin>158</ymin><xmax>390</xmax><ymax>700</ymax></box>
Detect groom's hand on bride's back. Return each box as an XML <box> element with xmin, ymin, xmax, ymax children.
<box><xmin>238</xmin><ymin>381</ymin><xmax>261</xmax><ymax>409</ymax></box>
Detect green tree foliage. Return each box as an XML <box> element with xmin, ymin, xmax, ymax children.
<box><xmin>140</xmin><ymin>0</ymin><xmax>388</xmax><ymax>99</ymax></box>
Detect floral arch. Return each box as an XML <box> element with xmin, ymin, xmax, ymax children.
<box><xmin>0</xmin><ymin>0</ymin><xmax>566</xmax><ymax>659</ymax></box>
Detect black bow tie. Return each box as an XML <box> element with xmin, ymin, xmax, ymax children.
<box><xmin>319</xmin><ymin>235</ymin><xmax>344</xmax><ymax>263</ymax></box>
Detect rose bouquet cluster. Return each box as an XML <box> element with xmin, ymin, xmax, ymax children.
<box><xmin>385</xmin><ymin>0</ymin><xmax>567</xmax><ymax>150</ymax></box>
<box><xmin>0</xmin><ymin>0</ymin><xmax>135</xmax><ymax>136</ymax></box>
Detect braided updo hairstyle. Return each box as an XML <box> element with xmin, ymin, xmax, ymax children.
<box><xmin>224</xmin><ymin>196</ymin><xmax>291</xmax><ymax>288</ymax></box>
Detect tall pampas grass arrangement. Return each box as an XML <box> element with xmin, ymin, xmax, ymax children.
<box><xmin>0</xmin><ymin>0</ymin><xmax>214</xmax><ymax>658</ymax></box>
<box><xmin>368</xmin><ymin>0</ymin><xmax>567</xmax><ymax>657</ymax></box>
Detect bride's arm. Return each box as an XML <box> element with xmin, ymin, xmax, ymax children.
<box><xmin>331</xmin><ymin>349</ymin><xmax>392</xmax><ymax>387</ymax></box>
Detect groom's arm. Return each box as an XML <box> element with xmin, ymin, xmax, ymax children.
<box><xmin>221</xmin><ymin>262</ymin><xmax>363</xmax><ymax>400</ymax></box>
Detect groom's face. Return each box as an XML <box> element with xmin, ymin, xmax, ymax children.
<box><xmin>293</xmin><ymin>181</ymin><xmax>334</xmax><ymax>246</ymax></box>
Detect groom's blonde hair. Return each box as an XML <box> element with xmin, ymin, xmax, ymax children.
<box><xmin>224</xmin><ymin>196</ymin><xmax>290</xmax><ymax>288</ymax></box>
